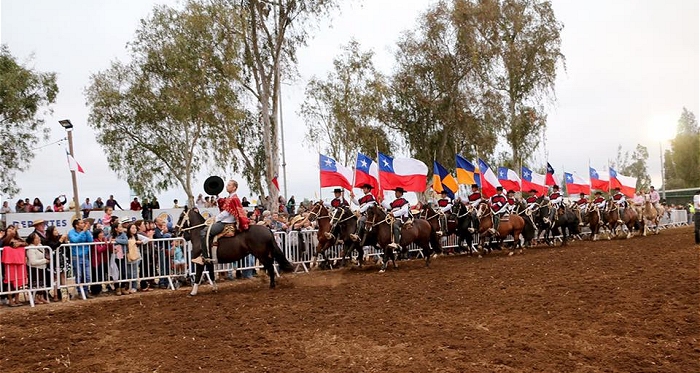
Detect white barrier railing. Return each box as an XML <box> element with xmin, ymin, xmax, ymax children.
<box><xmin>0</xmin><ymin>246</ymin><xmax>54</xmax><ymax>307</ymax></box>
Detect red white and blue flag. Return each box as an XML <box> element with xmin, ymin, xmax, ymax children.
<box><xmin>545</xmin><ymin>162</ymin><xmax>556</xmax><ymax>186</ymax></box>
<box><xmin>521</xmin><ymin>166</ymin><xmax>548</xmax><ymax>195</ymax></box>
<box><xmin>354</xmin><ymin>153</ymin><xmax>381</xmax><ymax>198</ymax></box>
<box><xmin>497</xmin><ymin>167</ymin><xmax>521</xmax><ymax>192</ymax></box>
<box><xmin>589</xmin><ymin>167</ymin><xmax>609</xmax><ymax>192</ymax></box>
<box><xmin>609</xmin><ymin>168</ymin><xmax>637</xmax><ymax>198</ymax></box>
<box><xmin>319</xmin><ymin>154</ymin><xmax>352</xmax><ymax>190</ymax></box>
<box><xmin>478</xmin><ymin>159</ymin><xmax>501</xmax><ymax>198</ymax></box>
<box><xmin>377</xmin><ymin>152</ymin><xmax>428</xmax><ymax>192</ymax></box>
<box><xmin>565</xmin><ymin>172</ymin><xmax>591</xmax><ymax>195</ymax></box>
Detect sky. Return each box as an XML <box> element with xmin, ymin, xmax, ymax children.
<box><xmin>1</xmin><ymin>0</ymin><xmax>698</xmax><ymax>209</ymax></box>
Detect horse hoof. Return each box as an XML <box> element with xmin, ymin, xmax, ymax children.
<box><xmin>477</xmin><ymin>255</ymin><xmax>483</xmax><ymax>259</ymax></box>
<box><xmin>378</xmin><ymin>269</ymin><xmax>385</xmax><ymax>273</ymax></box>
<box><xmin>508</xmin><ymin>251</ymin><xmax>514</xmax><ymax>256</ymax></box>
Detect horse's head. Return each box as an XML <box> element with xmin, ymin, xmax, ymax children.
<box><xmin>307</xmin><ymin>201</ymin><xmax>327</xmax><ymax>222</ymax></box>
<box><xmin>173</xmin><ymin>206</ymin><xmax>205</xmax><ymax>241</ymax></box>
<box><xmin>364</xmin><ymin>205</ymin><xmax>385</xmax><ymax>231</ymax></box>
<box><xmin>476</xmin><ymin>202</ymin><xmax>489</xmax><ymax>218</ymax></box>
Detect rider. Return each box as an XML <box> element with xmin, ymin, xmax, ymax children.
<box><xmin>612</xmin><ymin>187</ymin><xmax>627</xmax><ymax>223</ymax></box>
<box><xmin>435</xmin><ymin>190</ymin><xmax>452</xmax><ymax>236</ymax></box>
<box><xmin>506</xmin><ymin>190</ymin><xmax>517</xmax><ymax>214</ymax></box>
<box><xmin>575</xmin><ymin>192</ymin><xmax>589</xmax><ymax>225</ymax></box>
<box><xmin>649</xmin><ymin>186</ymin><xmax>661</xmax><ymax>208</ymax></box>
<box><xmin>489</xmin><ymin>186</ymin><xmax>508</xmax><ymax>234</ymax></box>
<box><xmin>548</xmin><ymin>185</ymin><xmax>564</xmax><ymax>221</ymax></box>
<box><xmin>381</xmin><ymin>187</ymin><xmax>411</xmax><ymax>250</ymax></box>
<box><xmin>323</xmin><ymin>188</ymin><xmax>350</xmax><ymax>240</ymax></box>
<box><xmin>593</xmin><ymin>191</ymin><xmax>606</xmax><ymax>212</ymax></box>
<box><xmin>199</xmin><ymin>179</ymin><xmax>249</xmax><ymax>263</ymax></box>
<box><xmin>466</xmin><ymin>183</ymin><xmax>482</xmax><ymax>216</ymax></box>
<box><xmin>349</xmin><ymin>184</ymin><xmax>376</xmax><ymax>243</ymax></box>
<box><xmin>525</xmin><ymin>189</ymin><xmax>540</xmax><ymax>212</ymax></box>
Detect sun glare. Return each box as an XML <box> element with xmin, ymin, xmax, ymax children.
<box><xmin>646</xmin><ymin>113</ymin><xmax>677</xmax><ymax>142</ymax></box>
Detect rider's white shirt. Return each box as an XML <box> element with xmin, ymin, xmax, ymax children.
<box><xmin>215</xmin><ymin>193</ymin><xmax>236</xmax><ymax>223</ymax></box>
<box><xmin>351</xmin><ymin>193</ymin><xmax>376</xmax><ymax>213</ymax></box>
<box><xmin>649</xmin><ymin>190</ymin><xmax>660</xmax><ymax>203</ymax></box>
<box><xmin>382</xmin><ymin>199</ymin><xmax>410</xmax><ymax>218</ymax></box>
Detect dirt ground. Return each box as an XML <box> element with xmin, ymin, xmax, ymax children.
<box><xmin>1</xmin><ymin>227</ymin><xmax>698</xmax><ymax>373</ymax></box>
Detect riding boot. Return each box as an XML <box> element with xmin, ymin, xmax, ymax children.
<box><xmin>324</xmin><ymin>224</ymin><xmax>336</xmax><ymax>240</ymax></box>
<box><xmin>617</xmin><ymin>208</ymin><xmax>624</xmax><ymax>224</ymax></box>
<box><xmin>350</xmin><ymin>222</ymin><xmax>363</xmax><ymax>242</ymax></box>
<box><xmin>491</xmin><ymin>216</ymin><xmax>500</xmax><ymax>235</ymax></box>
<box><xmin>437</xmin><ymin>215</ymin><xmax>445</xmax><ymax>236</ymax></box>
<box><xmin>390</xmin><ymin>222</ymin><xmax>402</xmax><ymax>249</ymax></box>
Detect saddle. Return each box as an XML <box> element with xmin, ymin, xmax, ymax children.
<box><xmin>213</xmin><ymin>223</ymin><xmax>237</xmax><ymax>245</ymax></box>
<box><xmin>500</xmin><ymin>214</ymin><xmax>510</xmax><ymax>222</ymax></box>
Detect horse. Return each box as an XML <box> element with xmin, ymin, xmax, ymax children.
<box><xmin>537</xmin><ymin>202</ymin><xmax>580</xmax><ymax>246</ymax></box>
<box><xmin>364</xmin><ymin>205</ymin><xmax>440</xmax><ymax>272</ymax></box>
<box><xmin>586</xmin><ymin>204</ymin><xmax>604</xmax><ymax>241</ymax></box>
<box><xmin>641</xmin><ymin>195</ymin><xmax>662</xmax><ymax>236</ymax></box>
<box><xmin>476</xmin><ymin>202</ymin><xmax>525</xmax><ymax>254</ymax></box>
<box><xmin>306</xmin><ymin>201</ymin><xmax>360</xmax><ymax>268</ymax></box>
<box><xmin>513</xmin><ymin>200</ymin><xmax>537</xmax><ymax>248</ymax></box>
<box><xmin>450</xmin><ymin>202</ymin><xmax>479</xmax><ymax>254</ymax></box>
<box><xmin>604</xmin><ymin>200</ymin><xmax>641</xmax><ymax>239</ymax></box>
<box><xmin>175</xmin><ymin>207</ymin><xmax>294</xmax><ymax>296</ymax></box>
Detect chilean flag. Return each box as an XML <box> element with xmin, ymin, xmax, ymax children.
<box><xmin>354</xmin><ymin>153</ymin><xmax>381</xmax><ymax>198</ymax></box>
<box><xmin>478</xmin><ymin>159</ymin><xmax>501</xmax><ymax>198</ymax></box>
<box><xmin>545</xmin><ymin>162</ymin><xmax>556</xmax><ymax>186</ymax></box>
<box><xmin>521</xmin><ymin>166</ymin><xmax>548</xmax><ymax>195</ymax></box>
<box><xmin>497</xmin><ymin>167</ymin><xmax>521</xmax><ymax>192</ymax></box>
<box><xmin>319</xmin><ymin>154</ymin><xmax>352</xmax><ymax>190</ymax></box>
<box><xmin>378</xmin><ymin>152</ymin><xmax>428</xmax><ymax>192</ymax></box>
<box><xmin>65</xmin><ymin>149</ymin><xmax>85</xmax><ymax>173</ymax></box>
<box><xmin>564</xmin><ymin>172</ymin><xmax>591</xmax><ymax>195</ymax></box>
<box><xmin>589</xmin><ymin>167</ymin><xmax>609</xmax><ymax>192</ymax></box>
<box><xmin>609</xmin><ymin>168</ymin><xmax>637</xmax><ymax>198</ymax></box>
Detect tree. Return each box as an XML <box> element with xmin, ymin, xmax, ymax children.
<box><xmin>664</xmin><ymin>108</ymin><xmax>700</xmax><ymax>189</ymax></box>
<box><xmin>0</xmin><ymin>45</ymin><xmax>58</xmax><ymax>196</ymax></box>
<box><xmin>383</xmin><ymin>1</ymin><xmax>500</xmax><ymax>168</ymax></box>
<box><xmin>217</xmin><ymin>0</ymin><xmax>339</xmax><ymax>207</ymax></box>
<box><xmin>300</xmin><ymin>40</ymin><xmax>390</xmax><ymax>166</ymax></box>
<box><xmin>86</xmin><ymin>2</ymin><xmax>257</xmax><ymax>206</ymax></box>
<box><xmin>613</xmin><ymin>144</ymin><xmax>652</xmax><ymax>191</ymax></box>
<box><xmin>457</xmin><ymin>0</ymin><xmax>564</xmax><ymax>165</ymax></box>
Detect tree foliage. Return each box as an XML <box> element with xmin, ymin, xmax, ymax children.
<box><xmin>300</xmin><ymin>40</ymin><xmax>390</xmax><ymax>166</ymax></box>
<box><xmin>613</xmin><ymin>144</ymin><xmax>652</xmax><ymax>191</ymax></box>
<box><xmin>0</xmin><ymin>45</ymin><xmax>58</xmax><ymax>196</ymax></box>
<box><xmin>664</xmin><ymin>108</ymin><xmax>700</xmax><ymax>189</ymax></box>
<box><xmin>85</xmin><ymin>2</ymin><xmax>257</xmax><ymax>206</ymax></box>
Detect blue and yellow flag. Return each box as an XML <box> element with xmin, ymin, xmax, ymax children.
<box><xmin>455</xmin><ymin>154</ymin><xmax>481</xmax><ymax>187</ymax></box>
<box><xmin>432</xmin><ymin>161</ymin><xmax>458</xmax><ymax>198</ymax></box>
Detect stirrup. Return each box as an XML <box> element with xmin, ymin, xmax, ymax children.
<box><xmin>323</xmin><ymin>232</ymin><xmax>334</xmax><ymax>240</ymax></box>
<box><xmin>191</xmin><ymin>256</ymin><xmax>204</xmax><ymax>265</ymax></box>
<box><xmin>349</xmin><ymin>234</ymin><xmax>360</xmax><ymax>242</ymax></box>
<box><xmin>388</xmin><ymin>242</ymin><xmax>399</xmax><ymax>249</ymax></box>
<box><xmin>436</xmin><ymin>231</ymin><xmax>444</xmax><ymax>237</ymax></box>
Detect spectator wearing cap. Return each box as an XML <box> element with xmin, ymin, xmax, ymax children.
<box><xmin>68</xmin><ymin>218</ymin><xmax>94</xmax><ymax>298</ymax></box>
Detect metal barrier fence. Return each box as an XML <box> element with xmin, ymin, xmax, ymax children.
<box><xmin>55</xmin><ymin>237</ymin><xmax>188</xmax><ymax>300</ymax></box>
<box><xmin>0</xmin><ymin>246</ymin><xmax>54</xmax><ymax>307</ymax></box>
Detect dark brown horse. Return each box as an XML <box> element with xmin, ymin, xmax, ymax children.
<box><xmin>364</xmin><ymin>205</ymin><xmax>440</xmax><ymax>272</ymax></box>
<box><xmin>306</xmin><ymin>201</ymin><xmax>360</xmax><ymax>268</ymax></box>
<box><xmin>476</xmin><ymin>202</ymin><xmax>525</xmax><ymax>254</ymax></box>
<box><xmin>175</xmin><ymin>207</ymin><xmax>294</xmax><ymax>296</ymax></box>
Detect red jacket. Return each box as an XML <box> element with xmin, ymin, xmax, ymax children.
<box><xmin>91</xmin><ymin>239</ymin><xmax>110</xmax><ymax>267</ymax></box>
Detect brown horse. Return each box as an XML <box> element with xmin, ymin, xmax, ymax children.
<box><xmin>476</xmin><ymin>202</ymin><xmax>525</xmax><ymax>254</ymax></box>
<box><xmin>364</xmin><ymin>205</ymin><xmax>440</xmax><ymax>272</ymax></box>
<box><xmin>175</xmin><ymin>207</ymin><xmax>294</xmax><ymax>296</ymax></box>
<box><xmin>306</xmin><ymin>201</ymin><xmax>360</xmax><ymax>268</ymax></box>
<box><xmin>586</xmin><ymin>204</ymin><xmax>604</xmax><ymax>241</ymax></box>
<box><xmin>641</xmin><ymin>195</ymin><xmax>662</xmax><ymax>236</ymax></box>
<box><xmin>604</xmin><ymin>200</ymin><xmax>640</xmax><ymax>239</ymax></box>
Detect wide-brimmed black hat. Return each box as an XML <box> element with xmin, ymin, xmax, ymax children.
<box><xmin>530</xmin><ymin>189</ymin><xmax>538</xmax><ymax>193</ymax></box>
<box><xmin>360</xmin><ymin>183</ymin><xmax>374</xmax><ymax>190</ymax></box>
<box><xmin>595</xmin><ymin>191</ymin><xmax>602</xmax><ymax>195</ymax></box>
<box><xmin>496</xmin><ymin>186</ymin><xmax>503</xmax><ymax>191</ymax></box>
<box><xmin>580</xmin><ymin>192</ymin><xmax>586</xmax><ymax>196</ymax></box>
<box><xmin>394</xmin><ymin>187</ymin><xmax>406</xmax><ymax>194</ymax></box>
<box><xmin>471</xmin><ymin>184</ymin><xmax>479</xmax><ymax>189</ymax></box>
<box><xmin>439</xmin><ymin>190</ymin><xmax>448</xmax><ymax>195</ymax></box>
<box><xmin>333</xmin><ymin>188</ymin><xmax>342</xmax><ymax>193</ymax></box>
<box><xmin>552</xmin><ymin>185</ymin><xmax>560</xmax><ymax>189</ymax></box>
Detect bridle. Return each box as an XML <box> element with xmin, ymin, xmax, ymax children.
<box><xmin>307</xmin><ymin>202</ymin><xmax>331</xmax><ymax>222</ymax></box>
<box><xmin>173</xmin><ymin>210</ymin><xmax>208</xmax><ymax>234</ymax></box>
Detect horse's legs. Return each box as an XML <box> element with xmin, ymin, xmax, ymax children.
<box><xmin>189</xmin><ymin>263</ymin><xmax>212</xmax><ymax>296</ymax></box>
<box><xmin>379</xmin><ymin>247</ymin><xmax>390</xmax><ymax>273</ymax></box>
<box><xmin>260</xmin><ymin>258</ymin><xmax>276</xmax><ymax>289</ymax></box>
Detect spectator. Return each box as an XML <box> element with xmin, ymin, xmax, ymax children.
<box><xmin>154</xmin><ymin>217</ymin><xmax>172</xmax><ymax>289</ymax></box>
<box><xmin>32</xmin><ymin>198</ymin><xmax>44</xmax><ymax>212</ymax></box>
<box><xmin>68</xmin><ymin>218</ymin><xmax>94</xmax><ymax>298</ymax></box>
<box><xmin>0</xmin><ymin>201</ymin><xmax>11</xmax><ymax>214</ymax></box>
<box><xmin>31</xmin><ymin>219</ymin><xmax>48</xmax><ymax>244</ymax></box>
<box><xmin>46</xmin><ymin>226</ymin><xmax>68</xmax><ymax>302</ymax></box>
<box><xmin>45</xmin><ymin>207</ymin><xmax>53</xmax><ymax>213</ymax></box>
<box><xmin>24</xmin><ymin>198</ymin><xmax>32</xmax><ymax>213</ymax></box>
<box><xmin>151</xmin><ymin>197</ymin><xmax>160</xmax><ymax>210</ymax></box>
<box><xmin>196</xmin><ymin>194</ymin><xmax>205</xmax><ymax>210</ymax></box>
<box><xmin>102</xmin><ymin>207</ymin><xmax>115</xmax><ymax>236</ymax></box>
<box><xmin>93</xmin><ymin>197</ymin><xmax>105</xmax><ymax>210</ymax></box>
<box><xmin>287</xmin><ymin>196</ymin><xmax>296</xmax><ymax>214</ymax></box>
<box><xmin>204</xmin><ymin>196</ymin><xmax>211</xmax><ymax>208</ymax></box>
<box><xmin>694</xmin><ymin>190</ymin><xmax>700</xmax><ymax>245</ymax></box>
<box><xmin>111</xmin><ymin>220</ymin><xmax>132</xmax><ymax>296</ymax></box>
<box><xmin>15</xmin><ymin>199</ymin><xmax>24</xmax><ymax>213</ymax></box>
<box><xmin>2</xmin><ymin>229</ymin><xmax>27</xmax><ymax>307</ymax></box>
<box><xmin>130</xmin><ymin>197</ymin><xmax>142</xmax><ymax>211</ymax></box>
<box><xmin>90</xmin><ymin>228</ymin><xmax>110</xmax><ymax>296</ymax></box>
<box><xmin>53</xmin><ymin>195</ymin><xmax>67</xmax><ymax>212</ymax></box>
<box><xmin>25</xmin><ymin>232</ymin><xmax>49</xmax><ymax>304</ymax></box>
<box><xmin>81</xmin><ymin>198</ymin><xmax>92</xmax><ymax>219</ymax></box>
<box><xmin>241</xmin><ymin>197</ymin><xmax>250</xmax><ymax>207</ymax></box>
<box><xmin>125</xmin><ymin>223</ymin><xmax>143</xmax><ymax>293</ymax></box>
<box><xmin>105</xmin><ymin>195</ymin><xmax>123</xmax><ymax>210</ymax></box>
<box><xmin>269</xmin><ymin>213</ymin><xmax>288</xmax><ymax>231</ymax></box>
<box><xmin>141</xmin><ymin>199</ymin><xmax>153</xmax><ymax>221</ymax></box>
<box><xmin>135</xmin><ymin>220</ymin><xmax>155</xmax><ymax>291</ymax></box>
<box><xmin>173</xmin><ymin>199</ymin><xmax>180</xmax><ymax>208</ymax></box>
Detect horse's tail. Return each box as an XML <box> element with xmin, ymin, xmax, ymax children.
<box><xmin>270</xmin><ymin>232</ymin><xmax>294</xmax><ymax>273</ymax></box>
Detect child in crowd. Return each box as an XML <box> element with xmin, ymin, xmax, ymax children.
<box><xmin>90</xmin><ymin>229</ymin><xmax>110</xmax><ymax>296</ymax></box>
<box><xmin>112</xmin><ymin>222</ymin><xmax>133</xmax><ymax>295</ymax></box>
<box><xmin>25</xmin><ymin>232</ymin><xmax>49</xmax><ymax>304</ymax></box>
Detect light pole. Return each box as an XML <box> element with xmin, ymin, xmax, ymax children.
<box><xmin>59</xmin><ymin>119</ymin><xmax>80</xmax><ymax>220</ymax></box>
<box><xmin>659</xmin><ymin>142</ymin><xmax>665</xmax><ymax>201</ymax></box>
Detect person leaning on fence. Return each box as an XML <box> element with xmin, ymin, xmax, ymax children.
<box><xmin>90</xmin><ymin>228</ymin><xmax>110</xmax><ymax>296</ymax></box>
<box><xmin>693</xmin><ymin>190</ymin><xmax>700</xmax><ymax>245</ymax></box>
<box><xmin>68</xmin><ymin>218</ymin><xmax>94</xmax><ymax>298</ymax></box>
<box><xmin>154</xmin><ymin>217</ymin><xmax>173</xmax><ymax>289</ymax></box>
<box><xmin>2</xmin><ymin>226</ymin><xmax>28</xmax><ymax>307</ymax></box>
<box><xmin>25</xmin><ymin>232</ymin><xmax>49</xmax><ymax>304</ymax></box>
<box><xmin>46</xmin><ymin>226</ymin><xmax>69</xmax><ymax>301</ymax></box>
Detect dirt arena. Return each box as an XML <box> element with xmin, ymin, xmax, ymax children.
<box><xmin>1</xmin><ymin>227</ymin><xmax>698</xmax><ymax>372</ymax></box>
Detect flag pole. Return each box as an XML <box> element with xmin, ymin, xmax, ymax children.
<box><xmin>318</xmin><ymin>152</ymin><xmax>322</xmax><ymax>202</ymax></box>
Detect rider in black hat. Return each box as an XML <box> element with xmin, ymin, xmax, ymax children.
<box><xmin>381</xmin><ymin>187</ymin><xmax>410</xmax><ymax>249</ymax></box>
<box><xmin>489</xmin><ymin>186</ymin><xmax>508</xmax><ymax>234</ymax></box>
<box><xmin>323</xmin><ymin>188</ymin><xmax>350</xmax><ymax>241</ymax></box>
<box><xmin>349</xmin><ymin>183</ymin><xmax>376</xmax><ymax>243</ymax></box>
<box><xmin>435</xmin><ymin>190</ymin><xmax>453</xmax><ymax>236</ymax></box>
